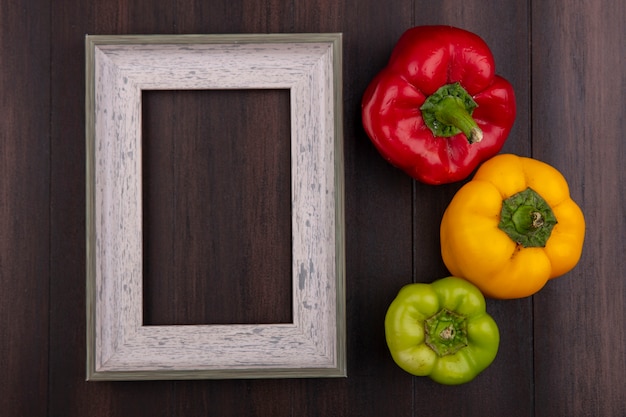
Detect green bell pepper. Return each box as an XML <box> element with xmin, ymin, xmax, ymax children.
<box><xmin>384</xmin><ymin>277</ymin><xmax>500</xmax><ymax>385</ymax></box>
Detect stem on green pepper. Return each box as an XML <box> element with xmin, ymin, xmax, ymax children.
<box><xmin>424</xmin><ymin>308</ymin><xmax>468</xmax><ymax>357</ymax></box>
<box><xmin>499</xmin><ymin>187</ymin><xmax>558</xmax><ymax>247</ymax></box>
<box><xmin>420</xmin><ymin>82</ymin><xmax>483</xmax><ymax>144</ymax></box>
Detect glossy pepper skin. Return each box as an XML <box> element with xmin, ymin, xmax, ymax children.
<box><xmin>385</xmin><ymin>277</ymin><xmax>500</xmax><ymax>385</ymax></box>
<box><xmin>362</xmin><ymin>25</ymin><xmax>516</xmax><ymax>184</ymax></box>
<box><xmin>440</xmin><ymin>154</ymin><xmax>586</xmax><ymax>299</ymax></box>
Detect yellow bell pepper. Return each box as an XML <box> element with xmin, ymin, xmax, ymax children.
<box><xmin>440</xmin><ymin>154</ymin><xmax>585</xmax><ymax>299</ymax></box>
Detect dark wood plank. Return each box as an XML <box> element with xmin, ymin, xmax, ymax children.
<box><xmin>0</xmin><ymin>1</ymin><xmax>50</xmax><ymax>416</ymax></box>
<box><xmin>532</xmin><ymin>0</ymin><xmax>626</xmax><ymax>415</ymax></box>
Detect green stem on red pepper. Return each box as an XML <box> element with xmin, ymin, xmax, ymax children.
<box><xmin>420</xmin><ymin>82</ymin><xmax>483</xmax><ymax>144</ymax></box>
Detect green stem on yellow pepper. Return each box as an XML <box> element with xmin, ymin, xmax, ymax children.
<box><xmin>499</xmin><ymin>187</ymin><xmax>558</xmax><ymax>247</ymax></box>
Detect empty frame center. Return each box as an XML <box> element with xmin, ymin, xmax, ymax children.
<box><xmin>141</xmin><ymin>89</ymin><xmax>293</xmax><ymax>326</ymax></box>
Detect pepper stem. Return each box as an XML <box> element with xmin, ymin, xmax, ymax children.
<box><xmin>499</xmin><ymin>187</ymin><xmax>558</xmax><ymax>247</ymax></box>
<box><xmin>420</xmin><ymin>82</ymin><xmax>483</xmax><ymax>144</ymax></box>
<box><xmin>424</xmin><ymin>308</ymin><xmax>468</xmax><ymax>357</ymax></box>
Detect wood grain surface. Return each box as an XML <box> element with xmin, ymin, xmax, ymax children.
<box><xmin>1</xmin><ymin>0</ymin><xmax>624</xmax><ymax>415</ymax></box>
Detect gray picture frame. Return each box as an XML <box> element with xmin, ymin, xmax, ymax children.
<box><xmin>85</xmin><ymin>33</ymin><xmax>345</xmax><ymax>380</ymax></box>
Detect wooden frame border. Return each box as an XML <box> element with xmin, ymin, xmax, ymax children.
<box><xmin>85</xmin><ymin>34</ymin><xmax>345</xmax><ymax>380</ymax></box>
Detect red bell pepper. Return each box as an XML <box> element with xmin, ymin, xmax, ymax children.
<box><xmin>361</xmin><ymin>25</ymin><xmax>516</xmax><ymax>184</ymax></box>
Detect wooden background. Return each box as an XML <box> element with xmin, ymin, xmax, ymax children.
<box><xmin>1</xmin><ymin>0</ymin><xmax>624</xmax><ymax>415</ymax></box>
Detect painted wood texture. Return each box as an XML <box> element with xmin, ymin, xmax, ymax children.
<box><xmin>1</xmin><ymin>0</ymin><xmax>624</xmax><ymax>415</ymax></box>
<box><xmin>86</xmin><ymin>36</ymin><xmax>344</xmax><ymax>379</ymax></box>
